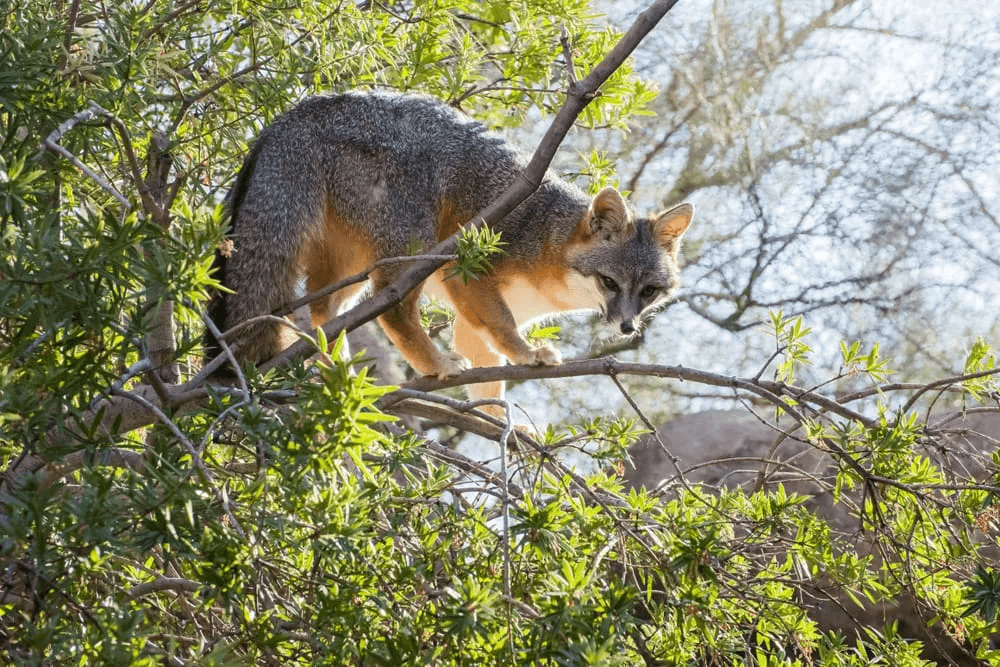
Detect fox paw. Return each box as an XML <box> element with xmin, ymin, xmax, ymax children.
<box><xmin>530</xmin><ymin>344</ymin><xmax>562</xmax><ymax>367</ymax></box>
<box><xmin>432</xmin><ymin>352</ymin><xmax>470</xmax><ymax>379</ymax></box>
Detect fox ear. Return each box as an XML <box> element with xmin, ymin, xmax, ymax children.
<box><xmin>651</xmin><ymin>203</ymin><xmax>694</xmax><ymax>254</ymax></box>
<box><xmin>584</xmin><ymin>188</ymin><xmax>631</xmax><ymax>238</ymax></box>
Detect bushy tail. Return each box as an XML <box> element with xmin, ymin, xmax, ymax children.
<box><xmin>203</xmin><ymin>137</ymin><xmax>267</xmax><ymax>373</ymax></box>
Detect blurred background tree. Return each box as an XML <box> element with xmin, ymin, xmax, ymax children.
<box><xmin>517</xmin><ymin>0</ymin><xmax>1000</xmax><ymax>424</ymax></box>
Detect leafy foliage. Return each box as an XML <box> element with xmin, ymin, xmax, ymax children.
<box><xmin>2</xmin><ymin>0</ymin><xmax>1000</xmax><ymax>665</ymax></box>
<box><xmin>450</xmin><ymin>223</ymin><xmax>506</xmax><ymax>284</ymax></box>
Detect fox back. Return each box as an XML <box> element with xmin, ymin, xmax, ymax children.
<box><xmin>205</xmin><ymin>91</ymin><xmax>694</xmax><ymax>404</ymax></box>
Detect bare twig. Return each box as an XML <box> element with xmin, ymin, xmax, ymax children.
<box><xmin>201</xmin><ymin>311</ymin><xmax>250</xmax><ymax>397</ymax></box>
<box><xmin>495</xmin><ymin>400</ymin><xmax>514</xmax><ymax>601</ymax></box>
<box><xmin>606</xmin><ymin>369</ymin><xmax>690</xmax><ymax>487</ymax></box>
<box><xmin>90</xmin><ymin>102</ymin><xmax>169</xmax><ymax>224</ymax></box>
<box><xmin>57</xmin><ymin>0</ymin><xmax>82</xmax><ymax>73</ymax></box>
<box><xmin>39</xmin><ymin>103</ymin><xmax>130</xmax><ymax>209</ymax></box>
<box><xmin>126</xmin><ymin>577</ymin><xmax>200</xmax><ymax>600</ymax></box>
<box><xmin>110</xmin><ymin>387</ymin><xmax>214</xmax><ymax>484</ymax></box>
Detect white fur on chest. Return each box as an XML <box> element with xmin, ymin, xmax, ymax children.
<box><xmin>422</xmin><ymin>269</ymin><xmax>603</xmax><ymax>328</ymax></box>
<box><xmin>501</xmin><ymin>272</ymin><xmax>603</xmax><ymax>326</ymax></box>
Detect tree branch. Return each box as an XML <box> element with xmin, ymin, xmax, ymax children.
<box><xmin>381</xmin><ymin>357</ymin><xmax>878</xmax><ymax>428</ymax></box>
<box><xmin>39</xmin><ymin>103</ymin><xmax>130</xmax><ymax>209</ymax></box>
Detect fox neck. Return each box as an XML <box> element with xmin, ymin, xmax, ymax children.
<box><xmin>499</xmin><ymin>269</ymin><xmax>602</xmax><ymax>327</ymax></box>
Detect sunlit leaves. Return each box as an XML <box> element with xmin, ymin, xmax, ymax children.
<box><xmin>963</xmin><ymin>337</ymin><xmax>998</xmax><ymax>401</ymax></box>
<box><xmin>449</xmin><ymin>222</ymin><xmax>506</xmax><ymax>284</ymax></box>
<box><xmin>768</xmin><ymin>310</ymin><xmax>812</xmax><ymax>384</ymax></box>
<box><xmin>840</xmin><ymin>340</ymin><xmax>893</xmax><ymax>383</ymax></box>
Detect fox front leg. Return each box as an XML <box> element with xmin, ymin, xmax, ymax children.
<box><xmin>443</xmin><ymin>276</ymin><xmax>561</xmax><ymax>368</ymax></box>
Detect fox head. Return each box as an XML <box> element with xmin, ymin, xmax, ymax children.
<box><xmin>567</xmin><ymin>188</ymin><xmax>694</xmax><ymax>336</ymax></box>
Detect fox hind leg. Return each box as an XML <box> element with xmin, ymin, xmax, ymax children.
<box><xmin>453</xmin><ymin>315</ymin><xmax>507</xmax><ymax>417</ymax></box>
<box><xmin>445</xmin><ymin>277</ymin><xmax>561</xmax><ymax>423</ymax></box>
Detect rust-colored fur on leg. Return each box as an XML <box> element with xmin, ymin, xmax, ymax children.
<box><xmin>301</xmin><ymin>206</ymin><xmax>375</xmax><ymax>327</ymax></box>
<box><xmin>440</xmin><ymin>274</ymin><xmax>559</xmax><ymax>367</ymax></box>
<box><xmin>373</xmin><ymin>268</ymin><xmax>469</xmax><ymax>379</ymax></box>
<box><xmin>453</xmin><ymin>315</ymin><xmax>505</xmax><ymax>417</ymax></box>
<box><xmin>444</xmin><ymin>273</ymin><xmax>562</xmax><ymax>419</ymax></box>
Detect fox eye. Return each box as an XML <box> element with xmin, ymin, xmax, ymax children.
<box><xmin>639</xmin><ymin>285</ymin><xmax>657</xmax><ymax>299</ymax></box>
<box><xmin>599</xmin><ymin>275</ymin><xmax>619</xmax><ymax>292</ymax></box>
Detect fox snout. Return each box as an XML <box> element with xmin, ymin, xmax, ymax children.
<box><xmin>613</xmin><ymin>306</ymin><xmax>642</xmax><ymax>337</ymax></box>
<box><xmin>602</xmin><ymin>287</ymin><xmax>646</xmax><ymax>337</ymax></box>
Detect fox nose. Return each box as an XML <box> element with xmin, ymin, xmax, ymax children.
<box><xmin>620</xmin><ymin>320</ymin><xmax>636</xmax><ymax>335</ymax></box>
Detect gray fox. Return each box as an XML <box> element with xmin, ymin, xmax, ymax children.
<box><xmin>205</xmin><ymin>91</ymin><xmax>694</xmax><ymax>405</ymax></box>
